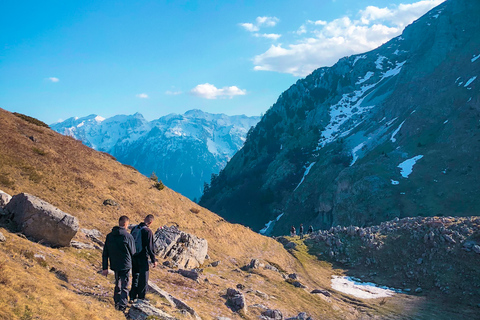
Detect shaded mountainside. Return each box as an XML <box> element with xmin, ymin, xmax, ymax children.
<box><xmin>201</xmin><ymin>0</ymin><xmax>480</xmax><ymax>235</ymax></box>
<box><xmin>51</xmin><ymin>110</ymin><xmax>260</xmax><ymax>201</ymax></box>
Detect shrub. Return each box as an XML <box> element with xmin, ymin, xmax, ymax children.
<box><xmin>190</xmin><ymin>208</ymin><xmax>200</xmax><ymax>214</ymax></box>
<box><xmin>122</xmin><ymin>163</ymin><xmax>138</xmax><ymax>172</ymax></box>
<box><xmin>153</xmin><ymin>181</ymin><xmax>165</xmax><ymax>191</ymax></box>
<box><xmin>13</xmin><ymin>112</ymin><xmax>49</xmax><ymax>128</ymax></box>
<box><xmin>32</xmin><ymin>147</ymin><xmax>46</xmax><ymax>156</ymax></box>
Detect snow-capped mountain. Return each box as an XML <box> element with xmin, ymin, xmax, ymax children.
<box><xmin>51</xmin><ymin>110</ymin><xmax>260</xmax><ymax>200</ymax></box>
<box><xmin>200</xmin><ymin>0</ymin><xmax>480</xmax><ymax>235</ymax></box>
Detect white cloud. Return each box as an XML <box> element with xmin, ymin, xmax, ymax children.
<box><xmin>165</xmin><ymin>90</ymin><xmax>182</xmax><ymax>95</ymax></box>
<box><xmin>256</xmin><ymin>16</ymin><xmax>279</xmax><ymax>27</ymax></box>
<box><xmin>190</xmin><ymin>83</ymin><xmax>246</xmax><ymax>99</ymax></box>
<box><xmin>48</xmin><ymin>77</ymin><xmax>59</xmax><ymax>82</ymax></box>
<box><xmin>136</xmin><ymin>93</ymin><xmax>149</xmax><ymax>98</ymax></box>
<box><xmin>253</xmin><ymin>0</ymin><xmax>444</xmax><ymax>76</ymax></box>
<box><xmin>239</xmin><ymin>23</ymin><xmax>259</xmax><ymax>32</ymax></box>
<box><xmin>254</xmin><ymin>33</ymin><xmax>282</xmax><ymax>40</ymax></box>
<box><xmin>240</xmin><ymin>16</ymin><xmax>279</xmax><ymax>34</ymax></box>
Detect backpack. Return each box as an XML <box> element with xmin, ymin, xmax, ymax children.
<box><xmin>131</xmin><ymin>224</ymin><xmax>146</xmax><ymax>255</ymax></box>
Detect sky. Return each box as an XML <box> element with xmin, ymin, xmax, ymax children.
<box><xmin>0</xmin><ymin>0</ymin><xmax>444</xmax><ymax>124</ymax></box>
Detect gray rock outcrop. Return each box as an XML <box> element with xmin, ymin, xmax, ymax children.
<box><xmin>262</xmin><ymin>309</ymin><xmax>283</xmax><ymax>320</ymax></box>
<box><xmin>127</xmin><ymin>300</ymin><xmax>178</xmax><ymax>320</ymax></box>
<box><xmin>0</xmin><ymin>190</ymin><xmax>12</xmax><ymax>208</ymax></box>
<box><xmin>0</xmin><ymin>231</ymin><xmax>6</xmax><ymax>242</ymax></box>
<box><xmin>154</xmin><ymin>225</ymin><xmax>208</xmax><ymax>269</ymax></box>
<box><xmin>226</xmin><ymin>288</ymin><xmax>246</xmax><ymax>312</ymax></box>
<box><xmin>5</xmin><ymin>193</ymin><xmax>79</xmax><ymax>247</ymax></box>
<box><xmin>148</xmin><ymin>282</ymin><xmax>201</xmax><ymax>320</ymax></box>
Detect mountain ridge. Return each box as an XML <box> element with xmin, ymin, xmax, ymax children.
<box><xmin>200</xmin><ymin>0</ymin><xmax>480</xmax><ymax>235</ymax></box>
<box><xmin>51</xmin><ymin>109</ymin><xmax>260</xmax><ymax>200</ymax></box>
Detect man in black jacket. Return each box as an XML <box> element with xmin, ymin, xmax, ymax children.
<box><xmin>102</xmin><ymin>215</ymin><xmax>136</xmax><ymax>311</ymax></box>
<box><xmin>129</xmin><ymin>214</ymin><xmax>157</xmax><ymax>302</ymax></box>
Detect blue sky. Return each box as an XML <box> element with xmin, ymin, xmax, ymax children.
<box><xmin>0</xmin><ymin>0</ymin><xmax>444</xmax><ymax>124</ymax></box>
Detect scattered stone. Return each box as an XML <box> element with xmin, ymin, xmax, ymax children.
<box><xmin>417</xmin><ymin>258</ymin><xmax>423</xmax><ymax>265</ymax></box>
<box><xmin>286</xmin><ymin>312</ymin><xmax>310</xmax><ymax>320</ymax></box>
<box><xmin>311</xmin><ymin>289</ymin><xmax>331</xmax><ymax>297</ymax></box>
<box><xmin>415</xmin><ymin>287</ymin><xmax>423</xmax><ymax>293</ymax></box>
<box><xmin>127</xmin><ymin>299</ymin><xmax>178</xmax><ymax>320</ymax></box>
<box><xmin>177</xmin><ymin>269</ymin><xmax>200</xmax><ymax>281</ymax></box>
<box><xmin>443</xmin><ymin>234</ymin><xmax>456</xmax><ymax>244</ymax></box>
<box><xmin>0</xmin><ymin>190</ymin><xmax>12</xmax><ymax>208</ymax></box>
<box><xmin>288</xmin><ymin>273</ymin><xmax>298</xmax><ymax>280</ymax></box>
<box><xmin>81</xmin><ymin>228</ymin><xmax>104</xmax><ymax>247</ymax></box>
<box><xmin>472</xmin><ymin>245</ymin><xmax>480</xmax><ymax>254</ymax></box>
<box><xmin>71</xmin><ymin>240</ymin><xmax>95</xmax><ymax>250</ymax></box>
<box><xmin>102</xmin><ymin>199</ymin><xmax>118</xmax><ymax>206</ymax></box>
<box><xmin>163</xmin><ymin>261</ymin><xmax>172</xmax><ymax>267</ymax></box>
<box><xmin>0</xmin><ymin>231</ymin><xmax>5</xmax><ymax>242</ymax></box>
<box><xmin>262</xmin><ymin>309</ymin><xmax>283</xmax><ymax>320</ymax></box>
<box><xmin>236</xmin><ymin>284</ymin><xmax>245</xmax><ymax>290</ymax></box>
<box><xmin>255</xmin><ymin>290</ymin><xmax>269</xmax><ymax>299</ymax></box>
<box><xmin>28</xmin><ymin>135</ymin><xmax>37</xmax><ymax>143</ymax></box>
<box><xmin>216</xmin><ymin>317</ymin><xmax>232</xmax><ymax>320</ymax></box>
<box><xmin>97</xmin><ymin>269</ymin><xmax>114</xmax><ymax>276</ymax></box>
<box><xmin>5</xmin><ymin>193</ymin><xmax>79</xmax><ymax>247</ymax></box>
<box><xmin>154</xmin><ymin>225</ymin><xmax>208</xmax><ymax>269</ymax></box>
<box><xmin>148</xmin><ymin>282</ymin><xmax>201</xmax><ymax>320</ymax></box>
<box><xmin>209</xmin><ymin>261</ymin><xmax>221</xmax><ymax>267</ymax></box>
<box><xmin>264</xmin><ymin>264</ymin><xmax>279</xmax><ymax>272</ymax></box>
<box><xmin>226</xmin><ymin>288</ymin><xmax>246</xmax><ymax>312</ymax></box>
<box><xmin>292</xmin><ymin>281</ymin><xmax>307</xmax><ymax>288</ymax></box>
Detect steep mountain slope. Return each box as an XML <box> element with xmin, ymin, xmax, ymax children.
<box><xmin>51</xmin><ymin>110</ymin><xmax>259</xmax><ymax>200</ymax></box>
<box><xmin>201</xmin><ymin>0</ymin><xmax>480</xmax><ymax>236</ymax></box>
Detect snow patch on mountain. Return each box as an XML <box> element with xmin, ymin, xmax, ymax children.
<box><xmin>294</xmin><ymin>162</ymin><xmax>316</xmax><ymax>191</ymax></box>
<box><xmin>464</xmin><ymin>76</ymin><xmax>477</xmax><ymax>87</ymax></box>
<box><xmin>398</xmin><ymin>155</ymin><xmax>424</xmax><ymax>178</ymax></box>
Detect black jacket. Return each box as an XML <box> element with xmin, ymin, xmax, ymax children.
<box><xmin>102</xmin><ymin>226</ymin><xmax>136</xmax><ymax>271</ymax></box>
<box><xmin>132</xmin><ymin>222</ymin><xmax>156</xmax><ymax>265</ymax></box>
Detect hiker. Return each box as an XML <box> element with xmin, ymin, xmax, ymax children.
<box><xmin>299</xmin><ymin>224</ymin><xmax>304</xmax><ymax>239</ymax></box>
<box><xmin>308</xmin><ymin>225</ymin><xmax>314</xmax><ymax>234</ymax></box>
<box><xmin>290</xmin><ymin>225</ymin><xmax>296</xmax><ymax>237</ymax></box>
<box><xmin>129</xmin><ymin>214</ymin><xmax>158</xmax><ymax>302</ymax></box>
<box><xmin>102</xmin><ymin>215</ymin><xmax>136</xmax><ymax>311</ymax></box>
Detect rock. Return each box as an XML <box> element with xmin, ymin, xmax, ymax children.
<box><xmin>247</xmin><ymin>258</ymin><xmax>264</xmax><ymax>269</ymax></box>
<box><xmin>417</xmin><ymin>258</ymin><xmax>423</xmax><ymax>265</ymax></box>
<box><xmin>226</xmin><ymin>288</ymin><xmax>246</xmax><ymax>312</ymax></box>
<box><xmin>0</xmin><ymin>190</ymin><xmax>12</xmax><ymax>208</ymax></box>
<box><xmin>81</xmin><ymin>228</ymin><xmax>104</xmax><ymax>247</ymax></box>
<box><xmin>285</xmin><ymin>242</ymin><xmax>297</xmax><ymax>249</ymax></box>
<box><xmin>102</xmin><ymin>199</ymin><xmax>118</xmax><ymax>206</ymax></box>
<box><xmin>5</xmin><ymin>193</ymin><xmax>79</xmax><ymax>247</ymax></box>
<box><xmin>292</xmin><ymin>281</ymin><xmax>307</xmax><ymax>288</ymax></box>
<box><xmin>0</xmin><ymin>232</ymin><xmax>5</xmax><ymax>242</ymax></box>
<box><xmin>97</xmin><ymin>269</ymin><xmax>114</xmax><ymax>275</ymax></box>
<box><xmin>148</xmin><ymin>282</ymin><xmax>201</xmax><ymax>320</ymax></box>
<box><xmin>236</xmin><ymin>284</ymin><xmax>245</xmax><ymax>290</ymax></box>
<box><xmin>264</xmin><ymin>264</ymin><xmax>279</xmax><ymax>272</ymax></box>
<box><xmin>216</xmin><ymin>318</ymin><xmax>232</xmax><ymax>320</ymax></box>
<box><xmin>443</xmin><ymin>234</ymin><xmax>456</xmax><ymax>244</ymax></box>
<box><xmin>154</xmin><ymin>225</ymin><xmax>208</xmax><ymax>269</ymax></box>
<box><xmin>311</xmin><ymin>289</ymin><xmax>331</xmax><ymax>297</ymax></box>
<box><xmin>415</xmin><ymin>287</ymin><xmax>423</xmax><ymax>293</ymax></box>
<box><xmin>177</xmin><ymin>269</ymin><xmax>200</xmax><ymax>281</ymax></box>
<box><xmin>286</xmin><ymin>312</ymin><xmax>310</xmax><ymax>320</ymax></box>
<box><xmin>262</xmin><ymin>309</ymin><xmax>283</xmax><ymax>320</ymax></box>
<box><xmin>288</xmin><ymin>273</ymin><xmax>298</xmax><ymax>280</ymax></box>
<box><xmin>209</xmin><ymin>260</ymin><xmax>221</xmax><ymax>267</ymax></box>
<box><xmin>255</xmin><ymin>290</ymin><xmax>269</xmax><ymax>299</ymax></box>
<box><xmin>71</xmin><ymin>240</ymin><xmax>95</xmax><ymax>250</ymax></box>
<box><xmin>127</xmin><ymin>299</ymin><xmax>178</xmax><ymax>320</ymax></box>
<box><xmin>472</xmin><ymin>245</ymin><xmax>480</xmax><ymax>254</ymax></box>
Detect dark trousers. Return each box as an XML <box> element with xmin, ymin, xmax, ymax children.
<box><xmin>114</xmin><ymin>270</ymin><xmax>130</xmax><ymax>309</ymax></box>
<box><xmin>130</xmin><ymin>256</ymin><xmax>149</xmax><ymax>300</ymax></box>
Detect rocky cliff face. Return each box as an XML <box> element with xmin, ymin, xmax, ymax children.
<box><xmin>51</xmin><ymin>110</ymin><xmax>259</xmax><ymax>200</ymax></box>
<box><xmin>201</xmin><ymin>0</ymin><xmax>480</xmax><ymax>235</ymax></box>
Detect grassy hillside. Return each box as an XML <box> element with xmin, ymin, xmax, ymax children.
<box><xmin>0</xmin><ymin>108</ymin><xmax>474</xmax><ymax>320</ymax></box>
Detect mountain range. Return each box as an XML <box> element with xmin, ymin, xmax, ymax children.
<box><xmin>200</xmin><ymin>0</ymin><xmax>480</xmax><ymax>235</ymax></box>
<box><xmin>51</xmin><ymin>110</ymin><xmax>260</xmax><ymax>200</ymax></box>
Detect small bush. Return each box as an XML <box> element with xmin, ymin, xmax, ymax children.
<box><xmin>0</xmin><ymin>173</ymin><xmax>15</xmax><ymax>188</ymax></box>
<box><xmin>13</xmin><ymin>112</ymin><xmax>49</xmax><ymax>128</ymax></box>
<box><xmin>101</xmin><ymin>152</ymin><xmax>116</xmax><ymax>161</ymax></box>
<box><xmin>150</xmin><ymin>172</ymin><xmax>158</xmax><ymax>181</ymax></box>
<box><xmin>153</xmin><ymin>181</ymin><xmax>165</xmax><ymax>191</ymax></box>
<box><xmin>122</xmin><ymin>163</ymin><xmax>138</xmax><ymax>172</ymax></box>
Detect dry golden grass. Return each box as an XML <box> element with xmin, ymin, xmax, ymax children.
<box><xmin>0</xmin><ymin>108</ymin><xmax>427</xmax><ymax>319</ymax></box>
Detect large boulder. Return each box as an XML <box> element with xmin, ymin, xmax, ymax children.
<box><xmin>127</xmin><ymin>300</ymin><xmax>178</xmax><ymax>320</ymax></box>
<box><xmin>226</xmin><ymin>288</ymin><xmax>246</xmax><ymax>312</ymax></box>
<box><xmin>5</xmin><ymin>193</ymin><xmax>79</xmax><ymax>247</ymax></box>
<box><xmin>0</xmin><ymin>190</ymin><xmax>12</xmax><ymax>208</ymax></box>
<box><xmin>154</xmin><ymin>225</ymin><xmax>208</xmax><ymax>269</ymax></box>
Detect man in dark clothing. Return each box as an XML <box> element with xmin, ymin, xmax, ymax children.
<box><xmin>129</xmin><ymin>214</ymin><xmax>157</xmax><ymax>302</ymax></box>
<box><xmin>299</xmin><ymin>224</ymin><xmax>304</xmax><ymax>239</ymax></box>
<box><xmin>102</xmin><ymin>215</ymin><xmax>136</xmax><ymax>311</ymax></box>
<box><xmin>308</xmin><ymin>225</ymin><xmax>314</xmax><ymax>234</ymax></box>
